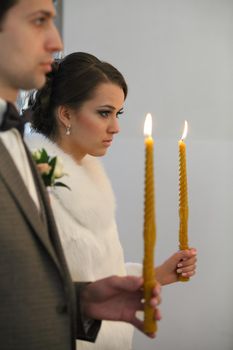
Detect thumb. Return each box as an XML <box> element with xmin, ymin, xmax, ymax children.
<box><xmin>176</xmin><ymin>248</ymin><xmax>197</xmax><ymax>261</ymax></box>
<box><xmin>113</xmin><ymin>275</ymin><xmax>143</xmax><ymax>292</ymax></box>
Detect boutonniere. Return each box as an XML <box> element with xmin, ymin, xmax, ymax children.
<box><xmin>32</xmin><ymin>148</ymin><xmax>70</xmax><ymax>190</ymax></box>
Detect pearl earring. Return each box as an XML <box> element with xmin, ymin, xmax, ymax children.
<box><xmin>66</xmin><ymin>125</ymin><xmax>71</xmax><ymax>136</ymax></box>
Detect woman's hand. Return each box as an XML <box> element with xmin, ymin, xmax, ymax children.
<box><xmin>155</xmin><ymin>248</ymin><xmax>197</xmax><ymax>285</ymax></box>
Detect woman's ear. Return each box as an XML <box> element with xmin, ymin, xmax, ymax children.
<box><xmin>57</xmin><ymin>105</ymin><xmax>72</xmax><ymax>128</ymax></box>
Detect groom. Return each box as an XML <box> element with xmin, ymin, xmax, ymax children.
<box><xmin>0</xmin><ymin>1</ymin><xmax>161</xmax><ymax>349</ymax></box>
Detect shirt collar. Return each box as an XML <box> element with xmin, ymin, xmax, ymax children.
<box><xmin>0</xmin><ymin>98</ymin><xmax>7</xmax><ymax>126</ymax></box>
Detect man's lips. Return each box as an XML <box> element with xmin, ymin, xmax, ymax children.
<box><xmin>40</xmin><ymin>61</ymin><xmax>53</xmax><ymax>72</ymax></box>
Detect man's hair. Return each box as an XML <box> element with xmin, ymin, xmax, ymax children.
<box><xmin>0</xmin><ymin>0</ymin><xmax>19</xmax><ymax>27</ymax></box>
<box><xmin>0</xmin><ymin>0</ymin><xmax>57</xmax><ymax>27</ymax></box>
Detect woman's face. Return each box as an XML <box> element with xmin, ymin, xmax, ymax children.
<box><xmin>64</xmin><ymin>82</ymin><xmax>125</xmax><ymax>161</ymax></box>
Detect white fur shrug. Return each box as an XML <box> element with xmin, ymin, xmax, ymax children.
<box><xmin>25</xmin><ymin>133</ymin><xmax>142</xmax><ymax>350</ymax></box>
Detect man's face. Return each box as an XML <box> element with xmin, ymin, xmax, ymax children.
<box><xmin>0</xmin><ymin>0</ymin><xmax>62</xmax><ymax>101</ymax></box>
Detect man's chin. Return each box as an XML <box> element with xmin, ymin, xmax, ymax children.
<box><xmin>20</xmin><ymin>74</ymin><xmax>46</xmax><ymax>92</ymax></box>
<box><xmin>34</xmin><ymin>74</ymin><xmax>47</xmax><ymax>90</ymax></box>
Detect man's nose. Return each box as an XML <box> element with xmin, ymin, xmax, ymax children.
<box><xmin>46</xmin><ymin>22</ymin><xmax>63</xmax><ymax>53</ymax></box>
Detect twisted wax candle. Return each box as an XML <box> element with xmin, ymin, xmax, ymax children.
<box><xmin>143</xmin><ymin>113</ymin><xmax>157</xmax><ymax>333</ymax></box>
<box><xmin>178</xmin><ymin>121</ymin><xmax>190</xmax><ymax>282</ymax></box>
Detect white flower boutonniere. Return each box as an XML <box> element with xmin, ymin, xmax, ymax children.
<box><xmin>32</xmin><ymin>148</ymin><xmax>70</xmax><ymax>190</ymax></box>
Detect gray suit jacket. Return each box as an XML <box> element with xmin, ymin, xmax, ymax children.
<box><xmin>0</xmin><ymin>139</ymin><xmax>100</xmax><ymax>349</ymax></box>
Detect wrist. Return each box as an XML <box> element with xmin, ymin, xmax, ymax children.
<box><xmin>155</xmin><ymin>265</ymin><xmax>165</xmax><ymax>286</ymax></box>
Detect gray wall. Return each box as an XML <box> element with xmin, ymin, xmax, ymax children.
<box><xmin>54</xmin><ymin>0</ymin><xmax>63</xmax><ymax>36</ymax></box>
<box><xmin>63</xmin><ymin>1</ymin><xmax>233</xmax><ymax>349</ymax></box>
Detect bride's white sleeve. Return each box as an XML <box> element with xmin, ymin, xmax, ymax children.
<box><xmin>125</xmin><ymin>262</ymin><xmax>142</xmax><ymax>277</ymax></box>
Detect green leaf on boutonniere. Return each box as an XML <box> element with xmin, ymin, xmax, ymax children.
<box><xmin>38</xmin><ymin>148</ymin><xmax>49</xmax><ymax>163</ymax></box>
<box><xmin>48</xmin><ymin>156</ymin><xmax>57</xmax><ymax>178</ymax></box>
<box><xmin>54</xmin><ymin>182</ymin><xmax>71</xmax><ymax>190</ymax></box>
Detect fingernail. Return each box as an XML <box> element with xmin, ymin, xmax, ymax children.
<box><xmin>182</xmin><ymin>272</ymin><xmax>187</xmax><ymax>276</ymax></box>
<box><xmin>177</xmin><ymin>263</ymin><xmax>182</xmax><ymax>267</ymax></box>
<box><xmin>151</xmin><ymin>299</ymin><xmax>158</xmax><ymax>307</ymax></box>
<box><xmin>177</xmin><ymin>268</ymin><xmax>182</xmax><ymax>274</ymax></box>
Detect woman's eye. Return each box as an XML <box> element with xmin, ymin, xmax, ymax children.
<box><xmin>116</xmin><ymin>111</ymin><xmax>124</xmax><ymax>118</ymax></box>
<box><xmin>98</xmin><ymin>111</ymin><xmax>110</xmax><ymax>117</ymax></box>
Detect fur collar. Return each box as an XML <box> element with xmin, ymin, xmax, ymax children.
<box><xmin>25</xmin><ymin>132</ymin><xmax>116</xmax><ymax>231</ymax></box>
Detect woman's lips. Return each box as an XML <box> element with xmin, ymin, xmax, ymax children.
<box><xmin>103</xmin><ymin>139</ymin><xmax>113</xmax><ymax>147</ymax></box>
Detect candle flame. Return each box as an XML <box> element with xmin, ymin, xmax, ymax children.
<box><xmin>181</xmin><ymin>120</ymin><xmax>188</xmax><ymax>140</ymax></box>
<box><xmin>144</xmin><ymin>113</ymin><xmax>152</xmax><ymax>137</ymax></box>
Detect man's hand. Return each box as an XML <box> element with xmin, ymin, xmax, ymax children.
<box><xmin>81</xmin><ymin>275</ymin><xmax>162</xmax><ymax>338</ymax></box>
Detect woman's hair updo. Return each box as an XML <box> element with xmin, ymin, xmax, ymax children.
<box><xmin>29</xmin><ymin>52</ymin><xmax>128</xmax><ymax>138</ymax></box>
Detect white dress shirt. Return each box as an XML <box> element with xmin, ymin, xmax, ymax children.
<box><xmin>0</xmin><ymin>98</ymin><xmax>40</xmax><ymax>210</ymax></box>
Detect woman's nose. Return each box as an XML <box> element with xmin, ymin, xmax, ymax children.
<box><xmin>108</xmin><ymin>117</ymin><xmax>120</xmax><ymax>134</ymax></box>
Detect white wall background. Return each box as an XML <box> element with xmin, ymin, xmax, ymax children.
<box><xmin>63</xmin><ymin>1</ymin><xmax>233</xmax><ymax>349</ymax></box>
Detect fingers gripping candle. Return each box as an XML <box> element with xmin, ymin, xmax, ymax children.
<box><xmin>178</xmin><ymin>120</ymin><xmax>190</xmax><ymax>282</ymax></box>
<box><xmin>143</xmin><ymin>113</ymin><xmax>157</xmax><ymax>333</ymax></box>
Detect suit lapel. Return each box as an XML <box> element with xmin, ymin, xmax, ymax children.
<box><xmin>0</xmin><ymin>139</ymin><xmax>62</xmax><ymax>272</ymax></box>
<box><xmin>24</xmin><ymin>143</ymin><xmax>76</xmax><ymax>287</ymax></box>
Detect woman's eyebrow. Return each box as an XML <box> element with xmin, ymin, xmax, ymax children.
<box><xmin>98</xmin><ymin>105</ymin><xmax>115</xmax><ymax>110</ymax></box>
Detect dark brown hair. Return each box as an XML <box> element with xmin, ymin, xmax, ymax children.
<box><xmin>0</xmin><ymin>0</ymin><xmax>57</xmax><ymax>28</ymax></box>
<box><xmin>0</xmin><ymin>0</ymin><xmax>18</xmax><ymax>27</ymax></box>
<box><xmin>29</xmin><ymin>52</ymin><xmax>128</xmax><ymax>138</ymax></box>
